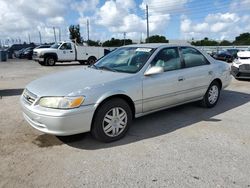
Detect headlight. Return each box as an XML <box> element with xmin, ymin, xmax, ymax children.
<box><xmin>37</xmin><ymin>53</ymin><xmax>43</xmax><ymax>58</ymax></box>
<box><xmin>38</xmin><ymin>96</ymin><xmax>85</xmax><ymax>109</ymax></box>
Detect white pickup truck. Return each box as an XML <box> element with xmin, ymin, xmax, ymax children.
<box><xmin>33</xmin><ymin>42</ymin><xmax>110</xmax><ymax>66</ymax></box>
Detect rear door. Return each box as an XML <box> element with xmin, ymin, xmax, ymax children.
<box><xmin>178</xmin><ymin>47</ymin><xmax>214</xmax><ymax>100</ymax></box>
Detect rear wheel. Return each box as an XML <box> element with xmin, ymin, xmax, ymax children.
<box><xmin>87</xmin><ymin>56</ymin><xmax>96</xmax><ymax>65</ymax></box>
<box><xmin>46</xmin><ymin>57</ymin><xmax>56</xmax><ymax>66</ymax></box>
<box><xmin>200</xmin><ymin>81</ymin><xmax>220</xmax><ymax>108</ymax></box>
<box><xmin>91</xmin><ymin>98</ymin><xmax>132</xmax><ymax>142</ymax></box>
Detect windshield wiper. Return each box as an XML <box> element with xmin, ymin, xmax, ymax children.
<box><xmin>98</xmin><ymin>66</ymin><xmax>117</xmax><ymax>72</ymax></box>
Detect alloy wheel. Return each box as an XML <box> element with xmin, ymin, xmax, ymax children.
<box><xmin>208</xmin><ymin>85</ymin><xmax>219</xmax><ymax>104</ymax></box>
<box><xmin>102</xmin><ymin>107</ymin><xmax>128</xmax><ymax>137</ymax></box>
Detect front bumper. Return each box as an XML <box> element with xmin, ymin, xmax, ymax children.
<box><xmin>231</xmin><ymin>65</ymin><xmax>250</xmax><ymax>79</ymax></box>
<box><xmin>32</xmin><ymin>55</ymin><xmax>44</xmax><ymax>62</ymax></box>
<box><xmin>20</xmin><ymin>98</ymin><xmax>96</xmax><ymax>136</ymax></box>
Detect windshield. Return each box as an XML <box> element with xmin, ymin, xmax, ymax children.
<box><xmin>50</xmin><ymin>43</ymin><xmax>62</xmax><ymax>49</ymax></box>
<box><xmin>94</xmin><ymin>47</ymin><xmax>154</xmax><ymax>73</ymax></box>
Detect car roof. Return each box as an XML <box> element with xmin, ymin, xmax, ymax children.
<box><xmin>124</xmin><ymin>43</ymin><xmax>192</xmax><ymax>48</ymax></box>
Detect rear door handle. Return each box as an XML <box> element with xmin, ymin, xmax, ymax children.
<box><xmin>70</xmin><ymin>50</ymin><xmax>73</xmax><ymax>53</ymax></box>
<box><xmin>178</xmin><ymin>76</ymin><xmax>185</xmax><ymax>81</ymax></box>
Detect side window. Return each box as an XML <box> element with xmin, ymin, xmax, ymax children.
<box><xmin>151</xmin><ymin>47</ymin><xmax>181</xmax><ymax>72</ymax></box>
<box><xmin>60</xmin><ymin>43</ymin><xmax>72</xmax><ymax>50</ymax></box>
<box><xmin>180</xmin><ymin>47</ymin><xmax>209</xmax><ymax>68</ymax></box>
<box><xmin>66</xmin><ymin>43</ymin><xmax>72</xmax><ymax>50</ymax></box>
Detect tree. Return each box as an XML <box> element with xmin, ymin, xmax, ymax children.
<box><xmin>191</xmin><ymin>37</ymin><xmax>219</xmax><ymax>46</ymax></box>
<box><xmin>102</xmin><ymin>38</ymin><xmax>133</xmax><ymax>47</ymax></box>
<box><xmin>87</xmin><ymin>40</ymin><xmax>101</xmax><ymax>46</ymax></box>
<box><xmin>145</xmin><ymin>35</ymin><xmax>169</xmax><ymax>43</ymax></box>
<box><xmin>233</xmin><ymin>33</ymin><xmax>250</xmax><ymax>45</ymax></box>
<box><xmin>69</xmin><ymin>24</ymin><xmax>82</xmax><ymax>44</ymax></box>
<box><xmin>219</xmin><ymin>40</ymin><xmax>232</xmax><ymax>46</ymax></box>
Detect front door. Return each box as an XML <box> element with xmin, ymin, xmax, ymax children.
<box><xmin>142</xmin><ymin>47</ymin><xmax>186</xmax><ymax>112</ymax></box>
<box><xmin>58</xmin><ymin>43</ymin><xmax>75</xmax><ymax>61</ymax></box>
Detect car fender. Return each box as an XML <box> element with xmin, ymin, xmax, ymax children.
<box><xmin>94</xmin><ymin>90</ymin><xmax>129</xmax><ymax>108</ymax></box>
<box><xmin>44</xmin><ymin>53</ymin><xmax>58</xmax><ymax>61</ymax></box>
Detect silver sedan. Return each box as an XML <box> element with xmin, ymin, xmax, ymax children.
<box><xmin>20</xmin><ymin>44</ymin><xmax>232</xmax><ymax>142</ymax></box>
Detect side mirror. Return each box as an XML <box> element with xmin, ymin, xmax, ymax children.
<box><xmin>144</xmin><ymin>66</ymin><xmax>164</xmax><ymax>76</ymax></box>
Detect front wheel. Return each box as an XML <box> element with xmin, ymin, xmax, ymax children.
<box><xmin>38</xmin><ymin>61</ymin><xmax>45</xmax><ymax>66</ymax></box>
<box><xmin>91</xmin><ymin>98</ymin><xmax>132</xmax><ymax>142</ymax></box>
<box><xmin>46</xmin><ymin>57</ymin><xmax>56</xmax><ymax>66</ymax></box>
<box><xmin>200</xmin><ymin>81</ymin><xmax>220</xmax><ymax>108</ymax></box>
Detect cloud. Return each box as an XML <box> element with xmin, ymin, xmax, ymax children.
<box><xmin>140</xmin><ymin>0</ymin><xmax>189</xmax><ymax>14</ymax></box>
<box><xmin>230</xmin><ymin>0</ymin><xmax>250</xmax><ymax>11</ymax></box>
<box><xmin>93</xmin><ymin>0</ymin><xmax>185</xmax><ymax>40</ymax></box>
<box><xmin>71</xmin><ymin>0</ymin><xmax>99</xmax><ymax>17</ymax></box>
<box><xmin>180</xmin><ymin>13</ymin><xmax>250</xmax><ymax>40</ymax></box>
<box><xmin>0</xmin><ymin>0</ymin><xmax>69</xmax><ymax>43</ymax></box>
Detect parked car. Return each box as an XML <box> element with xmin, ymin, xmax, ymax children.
<box><xmin>20</xmin><ymin>47</ymin><xmax>36</xmax><ymax>59</ymax></box>
<box><xmin>20</xmin><ymin>44</ymin><xmax>231</xmax><ymax>142</ymax></box>
<box><xmin>213</xmin><ymin>50</ymin><xmax>234</xmax><ymax>62</ymax></box>
<box><xmin>33</xmin><ymin>41</ymin><xmax>110</xmax><ymax>66</ymax></box>
<box><xmin>14</xmin><ymin>48</ymin><xmax>26</xmax><ymax>58</ymax></box>
<box><xmin>231</xmin><ymin>51</ymin><xmax>250</xmax><ymax>79</ymax></box>
<box><xmin>213</xmin><ymin>48</ymin><xmax>240</xmax><ymax>63</ymax></box>
<box><xmin>8</xmin><ymin>44</ymin><xmax>36</xmax><ymax>58</ymax></box>
<box><xmin>226</xmin><ymin>48</ymin><xmax>239</xmax><ymax>58</ymax></box>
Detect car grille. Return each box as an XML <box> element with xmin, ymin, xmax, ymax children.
<box><xmin>239</xmin><ymin>72</ymin><xmax>250</xmax><ymax>77</ymax></box>
<box><xmin>22</xmin><ymin>89</ymin><xmax>37</xmax><ymax>105</ymax></box>
<box><xmin>239</xmin><ymin>64</ymin><xmax>250</xmax><ymax>70</ymax></box>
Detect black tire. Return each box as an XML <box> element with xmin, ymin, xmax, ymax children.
<box><xmin>91</xmin><ymin>98</ymin><xmax>132</xmax><ymax>142</ymax></box>
<box><xmin>200</xmin><ymin>81</ymin><xmax>221</xmax><ymax>108</ymax></box>
<box><xmin>45</xmin><ymin>56</ymin><xmax>56</xmax><ymax>66</ymax></box>
<box><xmin>38</xmin><ymin>61</ymin><xmax>45</xmax><ymax>66</ymax></box>
<box><xmin>87</xmin><ymin>56</ymin><xmax>96</xmax><ymax>65</ymax></box>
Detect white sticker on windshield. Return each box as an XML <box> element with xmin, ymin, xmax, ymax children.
<box><xmin>135</xmin><ymin>48</ymin><xmax>152</xmax><ymax>52</ymax></box>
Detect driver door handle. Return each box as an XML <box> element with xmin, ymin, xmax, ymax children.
<box><xmin>178</xmin><ymin>76</ymin><xmax>185</xmax><ymax>81</ymax></box>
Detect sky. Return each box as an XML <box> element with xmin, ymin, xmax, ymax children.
<box><xmin>0</xmin><ymin>0</ymin><xmax>250</xmax><ymax>44</ymax></box>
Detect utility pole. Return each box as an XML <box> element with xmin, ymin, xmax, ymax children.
<box><xmin>123</xmin><ymin>32</ymin><xmax>126</xmax><ymax>45</ymax></box>
<box><xmin>53</xmin><ymin>27</ymin><xmax>57</xmax><ymax>43</ymax></box>
<box><xmin>39</xmin><ymin>31</ymin><xmax>42</xmax><ymax>44</ymax></box>
<box><xmin>87</xmin><ymin>19</ymin><xmax>90</xmax><ymax>44</ymax></box>
<box><xmin>28</xmin><ymin>34</ymin><xmax>31</xmax><ymax>44</ymax></box>
<box><xmin>58</xmin><ymin>27</ymin><xmax>61</xmax><ymax>41</ymax></box>
<box><xmin>146</xmin><ymin>4</ymin><xmax>149</xmax><ymax>43</ymax></box>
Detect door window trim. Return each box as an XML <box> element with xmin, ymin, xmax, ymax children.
<box><xmin>148</xmin><ymin>47</ymin><xmax>184</xmax><ymax>73</ymax></box>
<box><xmin>179</xmin><ymin>46</ymin><xmax>210</xmax><ymax>69</ymax></box>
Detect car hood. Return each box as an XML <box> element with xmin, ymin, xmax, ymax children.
<box><xmin>26</xmin><ymin>67</ymin><xmax>132</xmax><ymax>97</ymax></box>
<box><xmin>33</xmin><ymin>48</ymin><xmax>56</xmax><ymax>54</ymax></box>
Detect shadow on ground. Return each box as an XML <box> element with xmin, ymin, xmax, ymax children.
<box><xmin>54</xmin><ymin>63</ymin><xmax>83</xmax><ymax>66</ymax></box>
<box><xmin>34</xmin><ymin>90</ymin><xmax>250</xmax><ymax>150</ymax></box>
<box><xmin>0</xmin><ymin>88</ymin><xmax>24</xmax><ymax>97</ymax></box>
